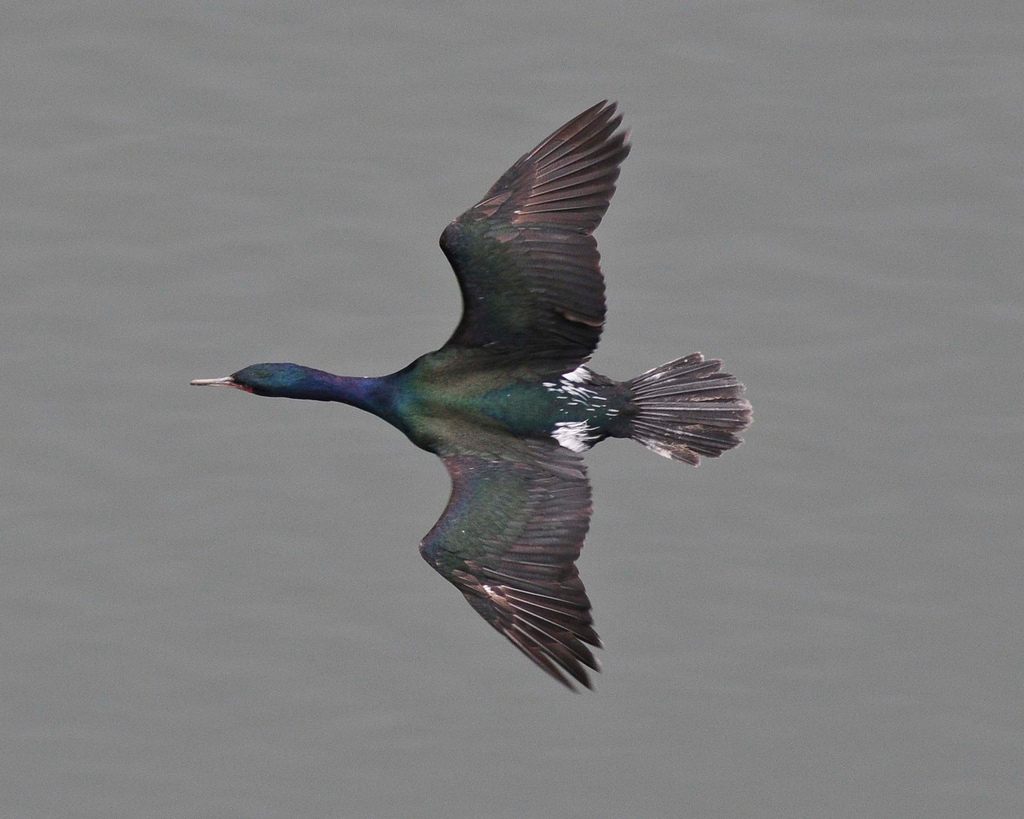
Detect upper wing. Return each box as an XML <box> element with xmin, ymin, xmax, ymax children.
<box><xmin>420</xmin><ymin>437</ymin><xmax>600</xmax><ymax>690</ymax></box>
<box><xmin>439</xmin><ymin>101</ymin><xmax>631</xmax><ymax>372</ymax></box>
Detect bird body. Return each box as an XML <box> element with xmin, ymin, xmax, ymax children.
<box><xmin>192</xmin><ymin>102</ymin><xmax>751</xmax><ymax>689</ymax></box>
<box><xmin>394</xmin><ymin>356</ymin><xmax>627</xmax><ymax>454</ymax></box>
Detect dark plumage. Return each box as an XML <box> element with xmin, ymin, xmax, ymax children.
<box><xmin>192</xmin><ymin>102</ymin><xmax>751</xmax><ymax>690</ymax></box>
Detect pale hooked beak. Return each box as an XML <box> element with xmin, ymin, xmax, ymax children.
<box><xmin>190</xmin><ymin>376</ymin><xmax>236</xmax><ymax>387</ymax></box>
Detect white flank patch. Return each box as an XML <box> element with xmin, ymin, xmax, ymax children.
<box><xmin>563</xmin><ymin>365</ymin><xmax>591</xmax><ymax>384</ymax></box>
<box><xmin>563</xmin><ymin>382</ymin><xmax>597</xmax><ymax>401</ymax></box>
<box><xmin>558</xmin><ymin>367</ymin><xmax>598</xmax><ymax>402</ymax></box>
<box><xmin>552</xmin><ymin>420</ymin><xmax>596</xmax><ymax>452</ymax></box>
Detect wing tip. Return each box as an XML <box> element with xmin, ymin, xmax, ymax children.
<box><xmin>513</xmin><ymin>637</ymin><xmax>600</xmax><ymax>692</ymax></box>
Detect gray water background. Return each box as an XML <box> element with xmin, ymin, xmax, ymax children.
<box><xmin>4</xmin><ymin>2</ymin><xmax>1022</xmax><ymax>817</ymax></box>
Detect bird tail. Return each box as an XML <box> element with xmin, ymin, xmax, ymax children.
<box><xmin>625</xmin><ymin>353</ymin><xmax>751</xmax><ymax>465</ymax></box>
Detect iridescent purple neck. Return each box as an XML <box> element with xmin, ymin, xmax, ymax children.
<box><xmin>276</xmin><ymin>366</ymin><xmax>389</xmax><ymax>412</ymax></box>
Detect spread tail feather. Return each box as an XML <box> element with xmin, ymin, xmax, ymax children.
<box><xmin>625</xmin><ymin>353</ymin><xmax>751</xmax><ymax>465</ymax></box>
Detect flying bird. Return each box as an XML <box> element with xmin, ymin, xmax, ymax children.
<box><xmin>192</xmin><ymin>102</ymin><xmax>751</xmax><ymax>689</ymax></box>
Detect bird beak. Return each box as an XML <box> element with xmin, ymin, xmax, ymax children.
<box><xmin>190</xmin><ymin>376</ymin><xmax>236</xmax><ymax>387</ymax></box>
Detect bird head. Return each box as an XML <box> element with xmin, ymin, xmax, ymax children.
<box><xmin>191</xmin><ymin>363</ymin><xmax>310</xmax><ymax>397</ymax></box>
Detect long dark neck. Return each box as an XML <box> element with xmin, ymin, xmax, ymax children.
<box><xmin>277</xmin><ymin>366</ymin><xmax>392</xmax><ymax>417</ymax></box>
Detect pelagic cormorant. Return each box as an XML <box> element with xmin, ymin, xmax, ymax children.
<box><xmin>192</xmin><ymin>102</ymin><xmax>751</xmax><ymax>689</ymax></box>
